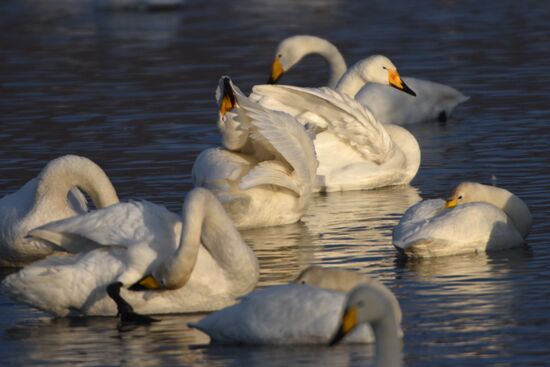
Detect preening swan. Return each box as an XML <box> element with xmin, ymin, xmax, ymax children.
<box><xmin>330</xmin><ymin>282</ymin><xmax>403</xmax><ymax>367</ymax></box>
<box><xmin>192</xmin><ymin>76</ymin><xmax>318</xmax><ymax>228</ymax></box>
<box><xmin>251</xmin><ymin>84</ymin><xmax>420</xmax><ymax>192</ymax></box>
<box><xmin>269</xmin><ymin>34</ymin><xmax>468</xmax><ymax>124</ymax></box>
<box><xmin>1</xmin><ymin>188</ymin><xmax>259</xmax><ymax>316</ymax></box>
<box><xmin>0</xmin><ymin>155</ymin><xmax>119</xmax><ymax>267</ymax></box>
<box><xmin>189</xmin><ymin>266</ymin><xmax>402</xmax><ymax>345</ymax></box>
<box><xmin>393</xmin><ymin>182</ymin><xmax>532</xmax><ymax>258</ymax></box>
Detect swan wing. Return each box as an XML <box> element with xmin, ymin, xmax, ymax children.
<box><xmin>28</xmin><ymin>201</ymin><xmax>179</xmax><ymax>254</ymax></box>
<box><xmin>252</xmin><ymin>84</ymin><xmax>395</xmax><ymax>164</ymax></box>
<box><xmin>235</xmin><ymin>92</ymin><xmax>318</xmax><ymax>186</ymax></box>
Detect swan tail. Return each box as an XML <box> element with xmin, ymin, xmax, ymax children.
<box><xmin>28</xmin><ymin>229</ymin><xmax>122</xmax><ymax>254</ymax></box>
<box><xmin>240</xmin><ymin>161</ymin><xmax>301</xmax><ymax>196</ymax></box>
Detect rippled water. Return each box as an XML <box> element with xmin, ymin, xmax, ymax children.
<box><xmin>1</xmin><ymin>0</ymin><xmax>549</xmax><ymax>366</ymax></box>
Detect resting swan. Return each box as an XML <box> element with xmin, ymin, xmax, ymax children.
<box><xmin>269</xmin><ymin>34</ymin><xmax>468</xmax><ymax>124</ymax></box>
<box><xmin>1</xmin><ymin>188</ymin><xmax>259</xmax><ymax>316</ymax></box>
<box><xmin>189</xmin><ymin>266</ymin><xmax>402</xmax><ymax>346</ymax></box>
<box><xmin>393</xmin><ymin>182</ymin><xmax>532</xmax><ymax>258</ymax></box>
<box><xmin>192</xmin><ymin>77</ymin><xmax>318</xmax><ymax>228</ymax></box>
<box><xmin>251</xmin><ymin>84</ymin><xmax>420</xmax><ymax>192</ymax></box>
<box><xmin>0</xmin><ymin>155</ymin><xmax>119</xmax><ymax>267</ymax></box>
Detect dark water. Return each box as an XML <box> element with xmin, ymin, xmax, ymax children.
<box><xmin>1</xmin><ymin>0</ymin><xmax>550</xmax><ymax>366</ymax></box>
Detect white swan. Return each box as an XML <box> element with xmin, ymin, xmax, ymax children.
<box><xmin>393</xmin><ymin>182</ymin><xmax>532</xmax><ymax>258</ymax></box>
<box><xmin>251</xmin><ymin>84</ymin><xmax>420</xmax><ymax>192</ymax></box>
<box><xmin>1</xmin><ymin>188</ymin><xmax>259</xmax><ymax>316</ymax></box>
<box><xmin>192</xmin><ymin>76</ymin><xmax>318</xmax><ymax>228</ymax></box>
<box><xmin>269</xmin><ymin>34</ymin><xmax>468</xmax><ymax>124</ymax></box>
<box><xmin>189</xmin><ymin>266</ymin><xmax>402</xmax><ymax>346</ymax></box>
<box><xmin>330</xmin><ymin>282</ymin><xmax>403</xmax><ymax>367</ymax></box>
<box><xmin>0</xmin><ymin>155</ymin><xmax>119</xmax><ymax>267</ymax></box>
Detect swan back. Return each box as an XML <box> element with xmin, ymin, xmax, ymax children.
<box><xmin>447</xmin><ymin>182</ymin><xmax>532</xmax><ymax>237</ymax></box>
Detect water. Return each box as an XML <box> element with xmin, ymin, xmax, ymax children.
<box><xmin>1</xmin><ymin>0</ymin><xmax>549</xmax><ymax>365</ymax></box>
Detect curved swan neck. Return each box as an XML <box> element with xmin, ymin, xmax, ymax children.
<box><xmin>373</xmin><ymin>317</ymin><xmax>402</xmax><ymax>367</ymax></box>
<box><xmin>165</xmin><ymin>188</ymin><xmax>258</xmax><ymax>289</ymax></box>
<box><xmin>36</xmin><ymin>155</ymin><xmax>119</xmax><ymax>210</ymax></box>
<box><xmin>476</xmin><ymin>184</ymin><xmax>532</xmax><ymax>237</ymax></box>
<box><xmin>334</xmin><ymin>59</ymin><xmax>369</xmax><ymax>97</ymax></box>
<box><xmin>279</xmin><ymin>35</ymin><xmax>347</xmax><ymax>88</ymax></box>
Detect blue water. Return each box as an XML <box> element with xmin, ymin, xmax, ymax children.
<box><xmin>1</xmin><ymin>0</ymin><xmax>549</xmax><ymax>366</ymax></box>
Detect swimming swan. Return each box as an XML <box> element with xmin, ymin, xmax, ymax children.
<box><xmin>393</xmin><ymin>182</ymin><xmax>532</xmax><ymax>258</ymax></box>
<box><xmin>1</xmin><ymin>188</ymin><xmax>259</xmax><ymax>316</ymax></box>
<box><xmin>192</xmin><ymin>77</ymin><xmax>318</xmax><ymax>228</ymax></box>
<box><xmin>189</xmin><ymin>266</ymin><xmax>402</xmax><ymax>345</ymax></box>
<box><xmin>269</xmin><ymin>34</ymin><xmax>468</xmax><ymax>124</ymax></box>
<box><xmin>0</xmin><ymin>155</ymin><xmax>119</xmax><ymax>267</ymax></box>
<box><xmin>329</xmin><ymin>282</ymin><xmax>403</xmax><ymax>367</ymax></box>
<box><xmin>251</xmin><ymin>84</ymin><xmax>420</xmax><ymax>192</ymax></box>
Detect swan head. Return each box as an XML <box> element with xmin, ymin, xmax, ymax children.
<box><xmin>355</xmin><ymin>55</ymin><xmax>416</xmax><ymax>96</ymax></box>
<box><xmin>445</xmin><ymin>181</ymin><xmax>485</xmax><ymax>208</ymax></box>
<box><xmin>329</xmin><ymin>282</ymin><xmax>401</xmax><ymax>346</ymax></box>
<box><xmin>269</xmin><ymin>35</ymin><xmax>318</xmax><ymax>83</ymax></box>
<box><xmin>216</xmin><ymin>76</ymin><xmax>237</xmax><ymax>120</ymax></box>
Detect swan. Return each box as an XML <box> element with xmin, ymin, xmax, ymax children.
<box><xmin>192</xmin><ymin>76</ymin><xmax>318</xmax><ymax>228</ymax></box>
<box><xmin>0</xmin><ymin>155</ymin><xmax>119</xmax><ymax>267</ymax></box>
<box><xmin>329</xmin><ymin>282</ymin><xmax>403</xmax><ymax>367</ymax></box>
<box><xmin>393</xmin><ymin>182</ymin><xmax>532</xmax><ymax>258</ymax></box>
<box><xmin>251</xmin><ymin>84</ymin><xmax>420</xmax><ymax>192</ymax></box>
<box><xmin>269</xmin><ymin>34</ymin><xmax>468</xmax><ymax>124</ymax></box>
<box><xmin>1</xmin><ymin>188</ymin><xmax>259</xmax><ymax>316</ymax></box>
<box><xmin>189</xmin><ymin>266</ymin><xmax>402</xmax><ymax>345</ymax></box>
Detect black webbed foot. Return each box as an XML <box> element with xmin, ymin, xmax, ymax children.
<box><xmin>106</xmin><ymin>282</ymin><xmax>158</xmax><ymax>325</ymax></box>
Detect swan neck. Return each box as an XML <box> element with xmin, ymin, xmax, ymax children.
<box><xmin>384</xmin><ymin>125</ymin><xmax>421</xmax><ymax>184</ymax></box>
<box><xmin>37</xmin><ymin>155</ymin><xmax>119</xmax><ymax>209</ymax></box>
<box><xmin>334</xmin><ymin>63</ymin><xmax>370</xmax><ymax>97</ymax></box>
<box><xmin>312</xmin><ymin>41</ymin><xmax>347</xmax><ymax>88</ymax></box>
<box><xmin>169</xmin><ymin>188</ymin><xmax>258</xmax><ymax>289</ymax></box>
<box><xmin>480</xmin><ymin>186</ymin><xmax>532</xmax><ymax>237</ymax></box>
<box><xmin>373</xmin><ymin>317</ymin><xmax>402</xmax><ymax>367</ymax></box>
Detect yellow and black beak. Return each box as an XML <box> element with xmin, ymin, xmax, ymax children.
<box><xmin>388</xmin><ymin>69</ymin><xmax>416</xmax><ymax>96</ymax></box>
<box><xmin>129</xmin><ymin>274</ymin><xmax>162</xmax><ymax>291</ymax></box>
<box><xmin>268</xmin><ymin>57</ymin><xmax>284</xmax><ymax>84</ymax></box>
<box><xmin>219</xmin><ymin>76</ymin><xmax>237</xmax><ymax>118</ymax></box>
<box><xmin>445</xmin><ymin>197</ymin><xmax>458</xmax><ymax>209</ymax></box>
<box><xmin>329</xmin><ymin>306</ymin><xmax>358</xmax><ymax>346</ymax></box>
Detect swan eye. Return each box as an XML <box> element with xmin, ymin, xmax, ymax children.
<box><xmin>382</xmin><ymin>66</ymin><xmax>387</xmax><ymax>70</ymax></box>
<box><xmin>300</xmin><ymin>280</ymin><xmax>306</xmax><ymax>284</ymax></box>
<box><xmin>458</xmin><ymin>195</ymin><xmax>463</xmax><ymax>200</ymax></box>
<box><xmin>277</xmin><ymin>54</ymin><xmax>282</xmax><ymax>58</ymax></box>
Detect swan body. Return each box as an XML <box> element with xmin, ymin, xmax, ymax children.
<box><xmin>192</xmin><ymin>77</ymin><xmax>318</xmax><ymax>228</ymax></box>
<box><xmin>356</xmin><ymin>77</ymin><xmax>469</xmax><ymax>124</ymax></box>
<box><xmin>0</xmin><ymin>155</ymin><xmax>119</xmax><ymax>267</ymax></box>
<box><xmin>190</xmin><ymin>266</ymin><xmax>401</xmax><ymax>345</ymax></box>
<box><xmin>251</xmin><ymin>84</ymin><xmax>420</xmax><ymax>192</ymax></box>
<box><xmin>270</xmin><ymin>34</ymin><xmax>468</xmax><ymax>125</ymax></box>
<box><xmin>1</xmin><ymin>188</ymin><xmax>259</xmax><ymax>316</ymax></box>
<box><xmin>393</xmin><ymin>182</ymin><xmax>532</xmax><ymax>258</ymax></box>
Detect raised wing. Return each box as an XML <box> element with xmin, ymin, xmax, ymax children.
<box><xmin>252</xmin><ymin>84</ymin><xmax>395</xmax><ymax>164</ymax></box>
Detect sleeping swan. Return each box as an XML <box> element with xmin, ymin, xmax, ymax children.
<box><xmin>251</xmin><ymin>84</ymin><xmax>420</xmax><ymax>192</ymax></box>
<box><xmin>0</xmin><ymin>155</ymin><xmax>119</xmax><ymax>267</ymax></box>
<box><xmin>393</xmin><ymin>182</ymin><xmax>532</xmax><ymax>258</ymax></box>
<box><xmin>189</xmin><ymin>266</ymin><xmax>402</xmax><ymax>345</ymax></box>
<box><xmin>269</xmin><ymin>34</ymin><xmax>468</xmax><ymax>124</ymax></box>
<box><xmin>192</xmin><ymin>76</ymin><xmax>318</xmax><ymax>228</ymax></box>
<box><xmin>1</xmin><ymin>188</ymin><xmax>259</xmax><ymax>316</ymax></box>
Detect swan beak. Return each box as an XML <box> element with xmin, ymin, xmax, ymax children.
<box><xmin>131</xmin><ymin>275</ymin><xmax>162</xmax><ymax>290</ymax></box>
<box><xmin>445</xmin><ymin>198</ymin><xmax>458</xmax><ymax>208</ymax></box>
<box><xmin>388</xmin><ymin>69</ymin><xmax>416</xmax><ymax>96</ymax></box>
<box><xmin>219</xmin><ymin>77</ymin><xmax>236</xmax><ymax>119</ymax></box>
<box><xmin>268</xmin><ymin>57</ymin><xmax>284</xmax><ymax>84</ymax></box>
<box><xmin>329</xmin><ymin>306</ymin><xmax>358</xmax><ymax>346</ymax></box>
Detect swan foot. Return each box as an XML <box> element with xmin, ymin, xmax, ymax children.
<box><xmin>438</xmin><ymin>111</ymin><xmax>447</xmax><ymax>123</ymax></box>
<box><xmin>106</xmin><ymin>282</ymin><xmax>158</xmax><ymax>325</ymax></box>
